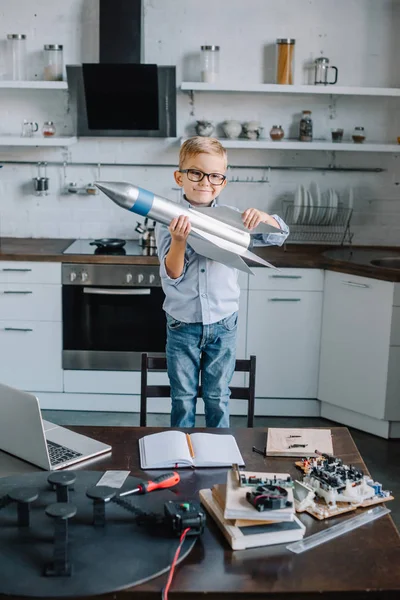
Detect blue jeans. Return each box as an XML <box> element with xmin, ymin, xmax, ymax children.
<box><xmin>166</xmin><ymin>312</ymin><xmax>238</xmax><ymax>428</ymax></box>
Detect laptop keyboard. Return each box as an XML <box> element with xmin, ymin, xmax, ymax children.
<box><xmin>47</xmin><ymin>440</ymin><xmax>83</xmax><ymax>466</ymax></box>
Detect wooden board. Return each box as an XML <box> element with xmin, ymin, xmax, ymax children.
<box><xmin>266</xmin><ymin>428</ymin><xmax>333</xmax><ymax>457</ymax></box>
<box><xmin>200</xmin><ymin>489</ymin><xmax>305</xmax><ymax>550</ymax></box>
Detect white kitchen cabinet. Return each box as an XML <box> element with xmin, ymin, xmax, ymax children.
<box><xmin>0</xmin><ymin>261</ymin><xmax>63</xmax><ymax>392</ymax></box>
<box><xmin>246</xmin><ymin>268</ymin><xmax>323</xmax><ymax>398</ymax></box>
<box><xmin>318</xmin><ymin>271</ymin><xmax>399</xmax><ymax>421</ymax></box>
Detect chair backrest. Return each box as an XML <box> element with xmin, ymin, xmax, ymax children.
<box><xmin>140</xmin><ymin>353</ymin><xmax>256</xmax><ymax>427</ymax></box>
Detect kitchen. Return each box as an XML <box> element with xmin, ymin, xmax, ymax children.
<box><xmin>0</xmin><ymin>0</ymin><xmax>399</xmax><ymax>441</ymax></box>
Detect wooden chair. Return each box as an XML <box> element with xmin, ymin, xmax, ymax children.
<box><xmin>140</xmin><ymin>353</ymin><xmax>256</xmax><ymax>427</ymax></box>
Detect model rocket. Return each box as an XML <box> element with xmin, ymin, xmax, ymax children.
<box><xmin>95</xmin><ymin>181</ymin><xmax>284</xmax><ymax>274</ymax></box>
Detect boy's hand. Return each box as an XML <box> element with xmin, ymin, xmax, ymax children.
<box><xmin>169</xmin><ymin>215</ymin><xmax>191</xmax><ymax>242</ymax></box>
<box><xmin>242</xmin><ymin>208</ymin><xmax>281</xmax><ymax>230</ymax></box>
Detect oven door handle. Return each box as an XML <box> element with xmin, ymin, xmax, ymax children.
<box><xmin>83</xmin><ymin>287</ymin><xmax>151</xmax><ymax>295</ymax></box>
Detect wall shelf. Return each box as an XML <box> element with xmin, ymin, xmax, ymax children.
<box><xmin>180</xmin><ymin>137</ymin><xmax>400</xmax><ymax>153</ymax></box>
<box><xmin>0</xmin><ymin>136</ymin><xmax>77</xmax><ymax>147</ymax></box>
<box><xmin>181</xmin><ymin>82</ymin><xmax>400</xmax><ymax>97</ymax></box>
<box><xmin>0</xmin><ymin>80</ymin><xmax>68</xmax><ymax>90</ymax></box>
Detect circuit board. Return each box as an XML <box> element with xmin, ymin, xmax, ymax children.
<box><xmin>294</xmin><ymin>455</ymin><xmax>394</xmax><ymax>520</ymax></box>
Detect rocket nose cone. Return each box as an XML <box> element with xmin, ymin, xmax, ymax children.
<box><xmin>95</xmin><ymin>181</ymin><xmax>140</xmax><ymax>210</ymax></box>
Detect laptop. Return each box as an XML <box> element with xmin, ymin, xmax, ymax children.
<box><xmin>0</xmin><ymin>383</ymin><xmax>111</xmax><ymax>470</ymax></box>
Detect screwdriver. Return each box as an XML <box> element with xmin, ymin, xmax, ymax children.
<box><xmin>118</xmin><ymin>472</ymin><xmax>180</xmax><ymax>497</ymax></box>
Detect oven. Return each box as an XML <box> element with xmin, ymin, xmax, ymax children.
<box><xmin>62</xmin><ymin>264</ymin><xmax>166</xmax><ymax>371</ymax></box>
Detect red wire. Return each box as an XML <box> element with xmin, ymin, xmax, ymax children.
<box><xmin>162</xmin><ymin>527</ymin><xmax>191</xmax><ymax>600</ymax></box>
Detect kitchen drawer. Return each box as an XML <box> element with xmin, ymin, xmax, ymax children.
<box><xmin>249</xmin><ymin>268</ymin><xmax>324</xmax><ymax>291</ymax></box>
<box><xmin>0</xmin><ymin>261</ymin><xmax>61</xmax><ymax>284</ymax></box>
<box><xmin>0</xmin><ymin>320</ymin><xmax>63</xmax><ymax>391</ymax></box>
<box><xmin>0</xmin><ymin>284</ymin><xmax>61</xmax><ymax>321</ymax></box>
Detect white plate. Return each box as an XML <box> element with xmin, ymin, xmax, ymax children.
<box><xmin>306</xmin><ymin>189</ymin><xmax>314</xmax><ymax>225</ymax></box>
<box><xmin>330</xmin><ymin>190</ymin><xmax>338</xmax><ymax>224</ymax></box>
<box><xmin>293</xmin><ymin>185</ymin><xmax>302</xmax><ymax>224</ymax></box>
<box><xmin>309</xmin><ymin>181</ymin><xmax>321</xmax><ymax>224</ymax></box>
<box><xmin>299</xmin><ymin>184</ymin><xmax>308</xmax><ymax>224</ymax></box>
<box><xmin>321</xmin><ymin>189</ymin><xmax>332</xmax><ymax>225</ymax></box>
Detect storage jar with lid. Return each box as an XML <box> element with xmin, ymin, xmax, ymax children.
<box><xmin>43</xmin><ymin>44</ymin><xmax>63</xmax><ymax>81</ymax></box>
<box><xmin>276</xmin><ymin>38</ymin><xmax>295</xmax><ymax>85</ymax></box>
<box><xmin>352</xmin><ymin>126</ymin><xmax>366</xmax><ymax>143</ymax></box>
<box><xmin>269</xmin><ymin>125</ymin><xmax>284</xmax><ymax>141</ymax></box>
<box><xmin>201</xmin><ymin>45</ymin><xmax>220</xmax><ymax>83</ymax></box>
<box><xmin>299</xmin><ymin>110</ymin><xmax>313</xmax><ymax>142</ymax></box>
<box><xmin>42</xmin><ymin>121</ymin><xmax>56</xmax><ymax>137</ymax></box>
<box><xmin>7</xmin><ymin>34</ymin><xmax>27</xmax><ymax>80</ymax></box>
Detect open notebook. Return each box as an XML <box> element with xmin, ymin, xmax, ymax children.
<box><xmin>139</xmin><ymin>430</ymin><xmax>245</xmax><ymax>469</ymax></box>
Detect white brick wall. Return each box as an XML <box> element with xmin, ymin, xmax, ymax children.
<box><xmin>0</xmin><ymin>0</ymin><xmax>399</xmax><ymax>244</ymax></box>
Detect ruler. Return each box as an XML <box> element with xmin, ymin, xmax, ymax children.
<box><xmin>287</xmin><ymin>506</ymin><xmax>391</xmax><ymax>554</ymax></box>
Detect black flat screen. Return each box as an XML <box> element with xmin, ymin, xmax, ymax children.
<box><xmin>82</xmin><ymin>64</ymin><xmax>159</xmax><ymax>130</ymax></box>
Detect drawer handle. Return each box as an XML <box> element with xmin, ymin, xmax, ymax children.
<box><xmin>270</xmin><ymin>275</ymin><xmax>302</xmax><ymax>279</ymax></box>
<box><xmin>3</xmin><ymin>290</ymin><xmax>33</xmax><ymax>295</ymax></box>
<box><xmin>341</xmin><ymin>281</ymin><xmax>370</xmax><ymax>289</ymax></box>
<box><xmin>1</xmin><ymin>268</ymin><xmax>32</xmax><ymax>272</ymax></box>
<box><xmin>83</xmin><ymin>287</ymin><xmax>151</xmax><ymax>296</ymax></box>
<box><xmin>268</xmin><ymin>298</ymin><xmax>301</xmax><ymax>302</ymax></box>
<box><xmin>4</xmin><ymin>327</ymin><xmax>33</xmax><ymax>332</ymax></box>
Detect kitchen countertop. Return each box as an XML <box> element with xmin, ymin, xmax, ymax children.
<box><xmin>1</xmin><ymin>237</ymin><xmax>400</xmax><ymax>282</ymax></box>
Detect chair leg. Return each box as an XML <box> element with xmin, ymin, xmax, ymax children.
<box><xmin>140</xmin><ymin>353</ymin><xmax>148</xmax><ymax>427</ymax></box>
<box><xmin>247</xmin><ymin>355</ymin><xmax>256</xmax><ymax>428</ymax></box>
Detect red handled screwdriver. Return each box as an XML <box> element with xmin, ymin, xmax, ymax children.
<box><xmin>119</xmin><ymin>472</ymin><xmax>180</xmax><ymax>497</ymax></box>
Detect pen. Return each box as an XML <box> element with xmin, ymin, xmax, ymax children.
<box><xmin>186</xmin><ymin>433</ymin><xmax>195</xmax><ymax>459</ymax></box>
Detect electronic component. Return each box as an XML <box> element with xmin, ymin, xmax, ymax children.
<box><xmin>246</xmin><ymin>485</ymin><xmax>293</xmax><ymax>512</ymax></box>
<box><xmin>163</xmin><ymin>501</ymin><xmax>206</xmax><ymax>536</ymax></box>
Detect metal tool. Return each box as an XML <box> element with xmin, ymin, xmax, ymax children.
<box><xmin>287</xmin><ymin>506</ymin><xmax>390</xmax><ymax>554</ymax></box>
<box><xmin>119</xmin><ymin>472</ymin><xmax>180</xmax><ymax>497</ymax></box>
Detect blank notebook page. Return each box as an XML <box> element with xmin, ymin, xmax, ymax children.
<box><xmin>142</xmin><ymin>431</ymin><xmax>192</xmax><ymax>466</ymax></box>
<box><xmin>190</xmin><ymin>433</ymin><xmax>244</xmax><ymax>466</ymax></box>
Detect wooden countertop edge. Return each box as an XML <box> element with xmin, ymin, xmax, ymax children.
<box><xmin>1</xmin><ymin>240</ymin><xmax>400</xmax><ymax>281</ymax></box>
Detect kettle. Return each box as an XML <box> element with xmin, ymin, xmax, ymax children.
<box><xmin>142</xmin><ymin>221</ymin><xmax>157</xmax><ymax>248</ymax></box>
<box><xmin>135</xmin><ymin>218</ymin><xmax>157</xmax><ymax>248</ymax></box>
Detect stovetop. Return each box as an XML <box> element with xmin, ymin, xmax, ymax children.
<box><xmin>63</xmin><ymin>239</ymin><xmax>157</xmax><ymax>256</ymax></box>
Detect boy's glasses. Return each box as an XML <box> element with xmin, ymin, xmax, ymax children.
<box><xmin>179</xmin><ymin>169</ymin><xmax>226</xmax><ymax>186</ymax></box>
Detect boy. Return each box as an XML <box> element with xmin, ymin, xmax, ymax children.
<box><xmin>156</xmin><ymin>137</ymin><xmax>289</xmax><ymax>428</ymax></box>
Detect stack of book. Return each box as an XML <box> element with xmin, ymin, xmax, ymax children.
<box><xmin>199</xmin><ymin>469</ymin><xmax>306</xmax><ymax>550</ymax></box>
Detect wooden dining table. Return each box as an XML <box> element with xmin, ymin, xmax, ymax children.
<box><xmin>0</xmin><ymin>425</ymin><xmax>399</xmax><ymax>600</ymax></box>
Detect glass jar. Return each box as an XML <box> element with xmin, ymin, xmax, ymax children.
<box><xmin>7</xmin><ymin>34</ymin><xmax>27</xmax><ymax>80</ymax></box>
<box><xmin>200</xmin><ymin>45</ymin><xmax>220</xmax><ymax>83</ymax></box>
<box><xmin>269</xmin><ymin>125</ymin><xmax>284</xmax><ymax>141</ymax></box>
<box><xmin>42</xmin><ymin>121</ymin><xmax>56</xmax><ymax>137</ymax></box>
<box><xmin>43</xmin><ymin>44</ymin><xmax>63</xmax><ymax>81</ymax></box>
<box><xmin>352</xmin><ymin>126</ymin><xmax>366</xmax><ymax>144</ymax></box>
<box><xmin>299</xmin><ymin>110</ymin><xmax>313</xmax><ymax>142</ymax></box>
<box><xmin>276</xmin><ymin>38</ymin><xmax>295</xmax><ymax>85</ymax></box>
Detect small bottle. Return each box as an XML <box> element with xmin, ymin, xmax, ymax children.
<box><xmin>299</xmin><ymin>110</ymin><xmax>313</xmax><ymax>142</ymax></box>
<box><xmin>42</xmin><ymin>121</ymin><xmax>56</xmax><ymax>137</ymax></box>
<box><xmin>352</xmin><ymin>126</ymin><xmax>366</xmax><ymax>144</ymax></box>
<box><xmin>269</xmin><ymin>125</ymin><xmax>284</xmax><ymax>141</ymax></box>
<box><xmin>43</xmin><ymin>44</ymin><xmax>63</xmax><ymax>81</ymax></box>
<box><xmin>200</xmin><ymin>45</ymin><xmax>220</xmax><ymax>83</ymax></box>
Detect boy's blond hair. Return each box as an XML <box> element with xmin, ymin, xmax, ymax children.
<box><xmin>179</xmin><ymin>136</ymin><xmax>227</xmax><ymax>170</ymax></box>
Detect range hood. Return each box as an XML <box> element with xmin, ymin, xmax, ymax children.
<box><xmin>67</xmin><ymin>0</ymin><xmax>176</xmax><ymax>137</ymax></box>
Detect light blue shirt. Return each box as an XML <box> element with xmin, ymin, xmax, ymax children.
<box><xmin>155</xmin><ymin>198</ymin><xmax>289</xmax><ymax>325</ymax></box>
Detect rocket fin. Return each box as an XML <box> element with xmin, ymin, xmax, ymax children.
<box><xmin>188</xmin><ymin>232</ymin><xmax>254</xmax><ymax>274</ymax></box>
<box><xmin>192</xmin><ymin>206</ymin><xmax>284</xmax><ymax>235</ymax></box>
<box><xmin>189</xmin><ymin>228</ymin><xmax>279</xmax><ymax>273</ymax></box>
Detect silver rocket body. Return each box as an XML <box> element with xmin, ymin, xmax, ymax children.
<box><xmin>95</xmin><ymin>181</ymin><xmax>283</xmax><ymax>273</ymax></box>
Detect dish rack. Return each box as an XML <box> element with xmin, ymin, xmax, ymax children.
<box><xmin>283</xmin><ymin>201</ymin><xmax>353</xmax><ymax>245</ymax></box>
